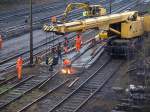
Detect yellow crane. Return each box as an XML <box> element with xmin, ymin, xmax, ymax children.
<box><xmin>61</xmin><ymin>2</ymin><xmax>106</xmax><ymax>22</ymax></box>
<box><xmin>43</xmin><ymin>11</ymin><xmax>150</xmax><ymax>56</ymax></box>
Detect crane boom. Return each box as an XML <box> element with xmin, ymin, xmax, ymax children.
<box><xmin>44</xmin><ymin>11</ymin><xmax>138</xmax><ymax>34</ymax></box>
<box><xmin>43</xmin><ymin>9</ymin><xmax>150</xmax><ymax>57</ymax></box>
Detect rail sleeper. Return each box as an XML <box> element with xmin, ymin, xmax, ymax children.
<box><xmin>0</xmin><ymin>74</ymin><xmax>50</xmax><ymax>110</ymax></box>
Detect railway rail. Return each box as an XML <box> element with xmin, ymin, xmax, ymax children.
<box><xmin>0</xmin><ymin>30</ymin><xmax>94</xmax><ymax>74</ymax></box>
<box><xmin>48</xmin><ymin>60</ymin><xmax>123</xmax><ymax>112</ymax></box>
<box><xmin>0</xmin><ymin>0</ymin><xmax>139</xmax><ymax>73</ymax></box>
<box><xmin>0</xmin><ymin>38</ymin><xmax>101</xmax><ymax>109</ymax></box>
<box><xmin>0</xmin><ymin>0</ymin><xmax>129</xmax><ymax>39</ymax></box>
<box><xmin>0</xmin><ymin>1</ymin><xmax>145</xmax><ymax>111</ymax></box>
<box><xmin>0</xmin><ymin>72</ymin><xmax>50</xmax><ymax>109</ymax></box>
<box><xmin>17</xmin><ymin>50</ymin><xmax>109</xmax><ymax>112</ymax></box>
<box><xmin>0</xmin><ymin>35</ymin><xmax>98</xmax><ymax>111</ymax></box>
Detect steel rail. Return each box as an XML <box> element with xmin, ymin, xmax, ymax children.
<box><xmin>73</xmin><ymin>62</ymin><xmax>123</xmax><ymax>112</ymax></box>
<box><xmin>0</xmin><ymin>0</ymin><xmax>136</xmax><ymax>111</ymax></box>
<box><xmin>37</xmin><ymin>34</ymin><xmax>95</xmax><ymax>89</ymax></box>
<box><xmin>0</xmin><ymin>0</ymin><xmax>133</xmax><ymax>64</ymax></box>
<box><xmin>0</xmin><ymin>0</ymin><xmax>140</xmax><ymax>74</ymax></box>
<box><xmin>0</xmin><ymin>76</ymin><xmax>16</xmax><ymax>86</ymax></box>
<box><xmin>0</xmin><ymin>31</ymin><xmax>96</xmax><ymax>111</ymax></box>
<box><xmin>0</xmin><ymin>29</ymin><xmax>93</xmax><ymax>74</ymax></box>
<box><xmin>0</xmin><ymin>2</ymin><xmax>64</xmax><ymax>21</ymax></box>
<box><xmin>17</xmin><ymin>79</ymin><xmax>70</xmax><ymax>112</ymax></box>
<box><xmin>1</xmin><ymin>0</ymin><xmax>118</xmax><ymax>37</ymax></box>
<box><xmin>17</xmin><ymin>50</ymin><xmax>108</xmax><ymax>112</ymax></box>
<box><xmin>0</xmin><ymin>72</ymin><xmax>54</xmax><ymax>109</ymax></box>
<box><xmin>0</xmin><ymin>76</ymin><xmax>34</xmax><ymax>96</ymax></box>
<box><xmin>45</xmin><ymin>1</ymin><xmax>142</xmax><ymax>111</ymax></box>
<box><xmin>48</xmin><ymin>58</ymin><xmax>111</xmax><ymax>112</ymax></box>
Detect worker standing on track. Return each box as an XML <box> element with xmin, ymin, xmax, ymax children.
<box><xmin>16</xmin><ymin>57</ymin><xmax>23</xmax><ymax>80</ymax></box>
<box><xmin>49</xmin><ymin>47</ymin><xmax>59</xmax><ymax>71</ymax></box>
<box><xmin>0</xmin><ymin>35</ymin><xmax>3</xmax><ymax>49</ymax></box>
<box><xmin>75</xmin><ymin>33</ymin><xmax>82</xmax><ymax>52</ymax></box>
<box><xmin>57</xmin><ymin>43</ymin><xmax>62</xmax><ymax>60</ymax></box>
<box><xmin>64</xmin><ymin>36</ymin><xmax>69</xmax><ymax>53</ymax></box>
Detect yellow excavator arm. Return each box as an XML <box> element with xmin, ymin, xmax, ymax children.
<box><xmin>62</xmin><ymin>2</ymin><xmax>106</xmax><ymax>22</ymax></box>
<box><xmin>64</xmin><ymin>3</ymin><xmax>90</xmax><ymax>17</ymax></box>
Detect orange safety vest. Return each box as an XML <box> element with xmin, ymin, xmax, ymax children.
<box><xmin>17</xmin><ymin>57</ymin><xmax>23</xmax><ymax>68</ymax></box>
<box><xmin>75</xmin><ymin>36</ymin><xmax>82</xmax><ymax>51</ymax></box>
<box><xmin>16</xmin><ymin>57</ymin><xmax>23</xmax><ymax>80</ymax></box>
<box><xmin>63</xmin><ymin>59</ymin><xmax>71</xmax><ymax>65</ymax></box>
<box><xmin>75</xmin><ymin>36</ymin><xmax>82</xmax><ymax>45</ymax></box>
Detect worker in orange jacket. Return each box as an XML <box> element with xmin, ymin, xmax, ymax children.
<box><xmin>0</xmin><ymin>35</ymin><xmax>3</xmax><ymax>49</ymax></box>
<box><xmin>16</xmin><ymin>57</ymin><xmax>23</xmax><ymax>80</ymax></box>
<box><xmin>63</xmin><ymin>58</ymin><xmax>71</xmax><ymax>74</ymax></box>
<box><xmin>75</xmin><ymin>34</ymin><xmax>82</xmax><ymax>52</ymax></box>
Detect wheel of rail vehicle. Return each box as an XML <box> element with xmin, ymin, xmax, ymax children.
<box><xmin>105</xmin><ymin>37</ymin><xmax>143</xmax><ymax>58</ymax></box>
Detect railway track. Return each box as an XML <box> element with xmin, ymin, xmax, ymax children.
<box><xmin>16</xmin><ymin>50</ymin><xmax>109</xmax><ymax>112</ymax></box>
<box><xmin>47</xmin><ymin>60</ymin><xmax>123</xmax><ymax>112</ymax></box>
<box><xmin>7</xmin><ymin>1</ymin><xmax>141</xmax><ymax>111</ymax></box>
<box><xmin>0</xmin><ymin>0</ymin><xmax>138</xmax><ymax>72</ymax></box>
<box><xmin>0</xmin><ymin>2</ymin><xmax>64</xmax><ymax>22</ymax></box>
<box><xmin>0</xmin><ymin>0</ymin><xmax>98</xmax><ymax>22</ymax></box>
<box><xmin>0</xmin><ymin>72</ymin><xmax>51</xmax><ymax>110</ymax></box>
<box><xmin>0</xmin><ymin>29</ymin><xmax>94</xmax><ymax>74</ymax></box>
<box><xmin>0</xmin><ymin>0</ymin><xmax>106</xmax><ymax>39</ymax></box>
<box><xmin>0</xmin><ymin>0</ymin><xmax>126</xmax><ymax>39</ymax></box>
<box><xmin>0</xmin><ymin>36</ymin><xmax>98</xmax><ymax>111</ymax></box>
<box><xmin>0</xmin><ymin>1</ymin><xmax>144</xmax><ymax>111</ymax></box>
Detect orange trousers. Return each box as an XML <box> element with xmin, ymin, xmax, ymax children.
<box><xmin>17</xmin><ymin>66</ymin><xmax>22</xmax><ymax>80</ymax></box>
<box><xmin>76</xmin><ymin>44</ymin><xmax>81</xmax><ymax>52</ymax></box>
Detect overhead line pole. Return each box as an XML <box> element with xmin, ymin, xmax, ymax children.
<box><xmin>30</xmin><ymin>0</ymin><xmax>33</xmax><ymax>64</ymax></box>
<box><xmin>110</xmin><ymin>0</ymin><xmax>112</xmax><ymax>14</ymax></box>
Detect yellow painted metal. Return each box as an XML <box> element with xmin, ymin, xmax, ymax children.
<box><xmin>100</xmin><ymin>8</ymin><xmax>106</xmax><ymax>16</ymax></box>
<box><xmin>121</xmin><ymin>19</ymin><xmax>144</xmax><ymax>39</ymax></box>
<box><xmin>62</xmin><ymin>3</ymin><xmax>106</xmax><ymax>21</ymax></box>
<box><xmin>144</xmin><ymin>15</ymin><xmax>150</xmax><ymax>32</ymax></box>
<box><xmin>99</xmin><ymin>31</ymin><xmax>108</xmax><ymax>39</ymax></box>
<box><xmin>109</xmin><ymin>27</ymin><xmax>121</xmax><ymax>35</ymax></box>
<box><xmin>43</xmin><ymin>11</ymin><xmax>138</xmax><ymax>33</ymax></box>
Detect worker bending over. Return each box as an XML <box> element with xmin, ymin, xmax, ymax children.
<box><xmin>64</xmin><ymin>37</ymin><xmax>69</xmax><ymax>53</ymax></box>
<box><xmin>63</xmin><ymin>58</ymin><xmax>71</xmax><ymax>74</ymax></box>
<box><xmin>16</xmin><ymin>57</ymin><xmax>23</xmax><ymax>80</ymax></box>
<box><xmin>75</xmin><ymin>33</ymin><xmax>82</xmax><ymax>52</ymax></box>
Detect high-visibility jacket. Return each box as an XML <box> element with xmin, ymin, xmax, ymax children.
<box><xmin>75</xmin><ymin>36</ymin><xmax>82</xmax><ymax>49</ymax></box>
<box><xmin>63</xmin><ymin>59</ymin><xmax>71</xmax><ymax>66</ymax></box>
<box><xmin>75</xmin><ymin>36</ymin><xmax>82</xmax><ymax>44</ymax></box>
<box><xmin>16</xmin><ymin>57</ymin><xmax>23</xmax><ymax>80</ymax></box>
<box><xmin>16</xmin><ymin>57</ymin><xmax>23</xmax><ymax>68</ymax></box>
